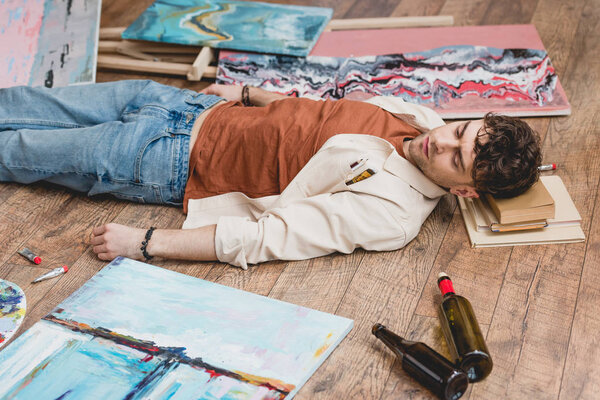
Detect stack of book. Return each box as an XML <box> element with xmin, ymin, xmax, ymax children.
<box><xmin>459</xmin><ymin>175</ymin><xmax>585</xmax><ymax>247</ymax></box>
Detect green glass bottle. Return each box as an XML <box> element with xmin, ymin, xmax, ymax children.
<box><xmin>437</xmin><ymin>272</ymin><xmax>493</xmax><ymax>382</ymax></box>
<box><xmin>372</xmin><ymin>324</ymin><xmax>468</xmax><ymax>400</ymax></box>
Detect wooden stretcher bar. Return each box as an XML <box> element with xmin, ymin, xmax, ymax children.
<box><xmin>97</xmin><ymin>15</ymin><xmax>454</xmax><ymax>80</ymax></box>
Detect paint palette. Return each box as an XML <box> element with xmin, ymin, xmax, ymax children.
<box><xmin>0</xmin><ymin>280</ymin><xmax>26</xmax><ymax>350</ymax></box>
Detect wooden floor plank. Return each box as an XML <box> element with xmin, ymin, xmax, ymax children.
<box><xmin>391</xmin><ymin>0</ymin><xmax>445</xmax><ymax>17</ymax></box>
<box><xmin>438</xmin><ymin>0</ymin><xmax>491</xmax><ymax>26</ymax></box>
<box><xmin>343</xmin><ymin>0</ymin><xmax>405</xmax><ymax>18</ymax></box>
<box><xmin>480</xmin><ymin>0</ymin><xmax>539</xmax><ymax>25</ymax></box>
<box><xmin>203</xmin><ymin>259</ymin><xmax>289</xmax><ymax>296</ymax></box>
<box><xmin>267</xmin><ymin>251</ymin><xmax>364</xmax><ymax>314</ymax></box>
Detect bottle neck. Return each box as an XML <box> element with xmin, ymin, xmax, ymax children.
<box><xmin>372</xmin><ymin>324</ymin><xmax>414</xmax><ymax>358</ymax></box>
<box><xmin>438</xmin><ymin>276</ymin><xmax>455</xmax><ymax>297</ymax></box>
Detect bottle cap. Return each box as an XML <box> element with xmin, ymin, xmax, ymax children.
<box><xmin>62</xmin><ymin>265</ymin><xmax>69</xmax><ymax>272</ymax></box>
<box><xmin>33</xmin><ymin>256</ymin><xmax>42</xmax><ymax>264</ymax></box>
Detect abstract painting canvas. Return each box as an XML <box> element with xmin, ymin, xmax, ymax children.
<box><xmin>0</xmin><ymin>0</ymin><xmax>102</xmax><ymax>88</ymax></box>
<box><xmin>122</xmin><ymin>0</ymin><xmax>333</xmax><ymax>57</ymax></box>
<box><xmin>218</xmin><ymin>25</ymin><xmax>570</xmax><ymax>118</ymax></box>
<box><xmin>0</xmin><ymin>258</ymin><xmax>353</xmax><ymax>399</ymax></box>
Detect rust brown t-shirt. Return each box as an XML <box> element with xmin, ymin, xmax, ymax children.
<box><xmin>183</xmin><ymin>98</ymin><xmax>421</xmax><ymax>212</ymax></box>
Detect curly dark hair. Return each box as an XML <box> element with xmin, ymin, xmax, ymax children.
<box><xmin>472</xmin><ymin>113</ymin><xmax>542</xmax><ymax>198</ymax></box>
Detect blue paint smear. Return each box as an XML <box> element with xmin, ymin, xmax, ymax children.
<box><xmin>122</xmin><ymin>0</ymin><xmax>333</xmax><ymax>57</ymax></box>
<box><xmin>6</xmin><ymin>58</ymin><xmax>14</xmax><ymax>75</ymax></box>
<box><xmin>7</xmin><ymin>7</ymin><xmax>23</xmax><ymax>27</ymax></box>
<box><xmin>6</xmin><ymin>331</ymin><xmax>163</xmax><ymax>399</ymax></box>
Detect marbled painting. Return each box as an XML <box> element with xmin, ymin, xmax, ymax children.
<box><xmin>122</xmin><ymin>0</ymin><xmax>333</xmax><ymax>57</ymax></box>
<box><xmin>218</xmin><ymin>45</ymin><xmax>570</xmax><ymax>118</ymax></box>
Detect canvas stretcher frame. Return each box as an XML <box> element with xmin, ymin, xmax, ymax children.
<box><xmin>96</xmin><ymin>16</ymin><xmax>454</xmax><ymax>80</ymax></box>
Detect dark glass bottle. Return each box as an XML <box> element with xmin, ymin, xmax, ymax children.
<box><xmin>437</xmin><ymin>272</ymin><xmax>493</xmax><ymax>382</ymax></box>
<box><xmin>372</xmin><ymin>324</ymin><xmax>468</xmax><ymax>400</ymax></box>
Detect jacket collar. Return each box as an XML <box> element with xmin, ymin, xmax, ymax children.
<box><xmin>384</xmin><ymin>151</ymin><xmax>448</xmax><ymax>199</ymax></box>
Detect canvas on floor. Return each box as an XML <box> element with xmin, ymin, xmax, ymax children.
<box><xmin>0</xmin><ymin>258</ymin><xmax>353</xmax><ymax>399</ymax></box>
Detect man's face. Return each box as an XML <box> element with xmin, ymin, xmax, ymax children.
<box><xmin>405</xmin><ymin>120</ymin><xmax>484</xmax><ymax>198</ymax></box>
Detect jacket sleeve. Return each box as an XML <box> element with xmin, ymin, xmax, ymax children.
<box><xmin>214</xmin><ymin>191</ymin><xmax>409</xmax><ymax>269</ymax></box>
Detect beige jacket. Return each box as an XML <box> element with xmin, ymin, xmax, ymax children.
<box><xmin>183</xmin><ymin>97</ymin><xmax>447</xmax><ymax>269</ymax></box>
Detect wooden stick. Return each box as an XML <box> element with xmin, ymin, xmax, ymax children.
<box><xmin>187</xmin><ymin>47</ymin><xmax>215</xmax><ymax>81</ymax></box>
<box><xmin>97</xmin><ymin>54</ymin><xmax>217</xmax><ymax>78</ymax></box>
<box><xmin>99</xmin><ymin>27</ymin><xmax>125</xmax><ymax>40</ymax></box>
<box><xmin>99</xmin><ymin>40</ymin><xmax>202</xmax><ymax>55</ymax></box>
<box><xmin>116</xmin><ymin>47</ymin><xmax>159</xmax><ymax>61</ymax></box>
<box><xmin>325</xmin><ymin>16</ymin><xmax>454</xmax><ymax>30</ymax></box>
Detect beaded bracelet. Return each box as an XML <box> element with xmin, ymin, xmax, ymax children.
<box><xmin>140</xmin><ymin>227</ymin><xmax>156</xmax><ymax>261</ymax></box>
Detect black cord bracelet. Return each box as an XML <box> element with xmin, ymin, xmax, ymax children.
<box><xmin>140</xmin><ymin>227</ymin><xmax>156</xmax><ymax>261</ymax></box>
<box><xmin>241</xmin><ymin>85</ymin><xmax>252</xmax><ymax>106</ymax></box>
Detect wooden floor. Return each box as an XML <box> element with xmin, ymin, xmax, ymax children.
<box><xmin>1</xmin><ymin>0</ymin><xmax>598</xmax><ymax>398</ymax></box>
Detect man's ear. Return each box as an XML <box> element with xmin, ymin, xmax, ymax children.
<box><xmin>449</xmin><ymin>186</ymin><xmax>479</xmax><ymax>198</ymax></box>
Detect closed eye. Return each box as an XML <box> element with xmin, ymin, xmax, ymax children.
<box><xmin>456</xmin><ymin>122</ymin><xmax>470</xmax><ymax>171</ymax></box>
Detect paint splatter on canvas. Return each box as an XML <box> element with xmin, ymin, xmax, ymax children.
<box><xmin>0</xmin><ymin>280</ymin><xmax>26</xmax><ymax>349</ymax></box>
<box><xmin>0</xmin><ymin>258</ymin><xmax>352</xmax><ymax>399</ymax></box>
<box><xmin>122</xmin><ymin>0</ymin><xmax>333</xmax><ymax>57</ymax></box>
<box><xmin>0</xmin><ymin>0</ymin><xmax>101</xmax><ymax>88</ymax></box>
<box><xmin>218</xmin><ymin>45</ymin><xmax>569</xmax><ymax>119</ymax></box>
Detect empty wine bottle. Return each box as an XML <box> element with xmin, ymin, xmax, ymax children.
<box><xmin>372</xmin><ymin>324</ymin><xmax>468</xmax><ymax>400</ymax></box>
<box><xmin>437</xmin><ymin>272</ymin><xmax>493</xmax><ymax>382</ymax></box>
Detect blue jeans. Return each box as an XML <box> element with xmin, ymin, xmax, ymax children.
<box><xmin>0</xmin><ymin>80</ymin><xmax>223</xmax><ymax>205</ymax></box>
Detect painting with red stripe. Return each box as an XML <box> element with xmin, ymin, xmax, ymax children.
<box><xmin>217</xmin><ymin>25</ymin><xmax>570</xmax><ymax>119</ymax></box>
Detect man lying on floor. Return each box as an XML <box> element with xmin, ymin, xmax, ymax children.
<box><xmin>0</xmin><ymin>80</ymin><xmax>541</xmax><ymax>269</ymax></box>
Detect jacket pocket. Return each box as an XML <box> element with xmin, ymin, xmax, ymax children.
<box><xmin>297</xmin><ymin>156</ymin><xmax>350</xmax><ymax>197</ymax></box>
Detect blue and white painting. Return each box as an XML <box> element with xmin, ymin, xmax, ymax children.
<box><xmin>122</xmin><ymin>0</ymin><xmax>333</xmax><ymax>57</ymax></box>
<box><xmin>0</xmin><ymin>257</ymin><xmax>353</xmax><ymax>399</ymax></box>
<box><xmin>0</xmin><ymin>0</ymin><xmax>101</xmax><ymax>88</ymax></box>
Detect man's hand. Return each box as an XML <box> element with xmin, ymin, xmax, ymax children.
<box><xmin>200</xmin><ymin>84</ymin><xmax>243</xmax><ymax>102</ymax></box>
<box><xmin>90</xmin><ymin>223</ymin><xmax>218</xmax><ymax>262</ymax></box>
<box><xmin>91</xmin><ymin>223</ymin><xmax>146</xmax><ymax>261</ymax></box>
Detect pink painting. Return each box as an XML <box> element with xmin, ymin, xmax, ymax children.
<box><xmin>218</xmin><ymin>25</ymin><xmax>570</xmax><ymax>119</ymax></box>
